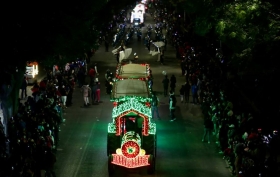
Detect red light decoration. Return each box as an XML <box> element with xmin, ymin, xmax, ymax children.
<box><xmin>145</xmin><ymin>102</ymin><xmax>151</xmax><ymax>107</ymax></box>
<box><xmin>111</xmin><ymin>154</ymin><xmax>150</xmax><ymax>168</ymax></box>
<box><xmin>121</xmin><ymin>141</ymin><xmax>140</xmax><ymax>158</ymax></box>
<box><xmin>115</xmin><ymin>110</ymin><xmax>149</xmax><ymax>136</ymax></box>
<box><xmin>113</xmin><ymin>102</ymin><xmax>118</xmax><ymax>107</ymax></box>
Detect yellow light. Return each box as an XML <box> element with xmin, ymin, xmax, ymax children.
<box><xmin>140</xmin><ymin>149</ymin><xmax>146</xmax><ymax>156</ymax></box>
<box><xmin>116</xmin><ymin>148</ymin><xmax>122</xmax><ymax>155</ymax></box>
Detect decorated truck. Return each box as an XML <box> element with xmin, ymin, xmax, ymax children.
<box><xmin>115</xmin><ymin>63</ymin><xmax>151</xmax><ymax>80</ymax></box>
<box><xmin>107</xmin><ymin>64</ymin><xmax>156</xmax><ymax>175</ymax></box>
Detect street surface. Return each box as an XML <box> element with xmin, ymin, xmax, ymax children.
<box><xmin>22</xmin><ymin>11</ymin><xmax>232</xmax><ymax>177</ymax></box>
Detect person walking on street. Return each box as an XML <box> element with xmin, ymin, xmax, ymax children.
<box><xmin>202</xmin><ymin>117</ymin><xmax>213</xmax><ymax>144</ymax></box>
<box><xmin>169</xmin><ymin>91</ymin><xmax>176</xmax><ymax>121</ymax></box>
<box><xmin>170</xmin><ymin>74</ymin><xmax>176</xmax><ymax>92</ymax></box>
<box><xmin>94</xmin><ymin>63</ymin><xmax>99</xmax><ymax>75</ymax></box>
<box><xmin>88</xmin><ymin>67</ymin><xmax>96</xmax><ymax>84</ymax></box>
<box><xmin>162</xmin><ymin>75</ymin><xmax>169</xmax><ymax>97</ymax></box>
<box><xmin>151</xmin><ymin>94</ymin><xmax>160</xmax><ymax>119</ymax></box>
<box><xmin>90</xmin><ymin>81</ymin><xmax>97</xmax><ymax>104</ymax></box>
<box><xmin>81</xmin><ymin>83</ymin><xmax>91</xmax><ymax>107</ymax></box>
<box><xmin>179</xmin><ymin>85</ymin><xmax>185</xmax><ymax>103</ymax></box>
<box><xmin>95</xmin><ymin>78</ymin><xmax>101</xmax><ymax>103</ymax></box>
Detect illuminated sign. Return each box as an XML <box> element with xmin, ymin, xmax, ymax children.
<box><xmin>111</xmin><ymin>154</ymin><xmax>150</xmax><ymax>168</ymax></box>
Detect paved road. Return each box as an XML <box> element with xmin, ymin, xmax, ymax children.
<box><xmin>51</xmin><ymin>12</ymin><xmax>232</xmax><ymax>177</ymax></box>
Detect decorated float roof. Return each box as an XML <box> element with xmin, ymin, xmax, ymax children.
<box><xmin>116</xmin><ymin>63</ymin><xmax>150</xmax><ymax>80</ymax></box>
<box><xmin>112</xmin><ymin>97</ymin><xmax>151</xmax><ymax>118</ymax></box>
<box><xmin>111</xmin><ymin>79</ymin><xmax>150</xmax><ymax>99</ymax></box>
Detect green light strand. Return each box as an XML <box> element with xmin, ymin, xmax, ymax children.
<box><xmin>112</xmin><ymin>98</ymin><xmax>152</xmax><ymax>118</ymax></box>
<box><xmin>111</xmin><ymin>96</ymin><xmax>152</xmax><ymax>103</ymax></box>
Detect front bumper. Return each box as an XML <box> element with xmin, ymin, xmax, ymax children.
<box><xmin>111</xmin><ymin>154</ymin><xmax>150</xmax><ymax>168</ymax></box>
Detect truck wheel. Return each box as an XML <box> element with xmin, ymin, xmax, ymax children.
<box><xmin>142</xmin><ymin>134</ymin><xmax>155</xmax><ymax>157</ymax></box>
<box><xmin>147</xmin><ymin>155</ymin><xmax>155</xmax><ymax>174</ymax></box>
<box><xmin>108</xmin><ymin>155</ymin><xmax>115</xmax><ymax>176</ymax></box>
<box><xmin>107</xmin><ymin>133</ymin><xmax>121</xmax><ymax>156</ymax></box>
<box><xmin>155</xmin><ymin>133</ymin><xmax>157</xmax><ymax>158</ymax></box>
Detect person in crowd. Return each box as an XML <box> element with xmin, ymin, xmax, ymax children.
<box><xmin>39</xmin><ymin>79</ymin><xmax>47</xmax><ymax>94</ymax></box>
<box><xmin>88</xmin><ymin>66</ymin><xmax>96</xmax><ymax>83</ymax></box>
<box><xmin>180</xmin><ymin>60</ymin><xmax>185</xmax><ymax>76</ymax></box>
<box><xmin>31</xmin><ymin>80</ymin><xmax>40</xmax><ymax>102</ymax></box>
<box><xmin>170</xmin><ymin>74</ymin><xmax>176</xmax><ymax>92</ymax></box>
<box><xmin>115</xmin><ymin>51</ymin><xmax>120</xmax><ymax>63</ymax></box>
<box><xmin>105</xmin><ymin>69</ymin><xmax>113</xmax><ymax>81</ymax></box>
<box><xmin>191</xmin><ymin>82</ymin><xmax>198</xmax><ymax>104</ymax></box>
<box><xmin>218</xmin><ymin>120</ymin><xmax>229</xmax><ymax>153</ymax></box>
<box><xmin>151</xmin><ymin>94</ymin><xmax>160</xmax><ymax>119</ymax></box>
<box><xmin>77</xmin><ymin>68</ymin><xmax>85</xmax><ymax>88</ymax></box>
<box><xmin>93</xmin><ymin>63</ymin><xmax>99</xmax><ymax>75</ymax></box>
<box><xmin>95</xmin><ymin>78</ymin><xmax>101</xmax><ymax>103</ymax></box>
<box><xmin>169</xmin><ymin>91</ymin><xmax>176</xmax><ymax>121</ymax></box>
<box><xmin>81</xmin><ymin>83</ymin><xmax>91</xmax><ymax>107</ymax></box>
<box><xmin>179</xmin><ymin>84</ymin><xmax>185</xmax><ymax>103</ymax></box>
<box><xmin>21</xmin><ymin>76</ymin><xmax>28</xmax><ymax>99</ymax></box>
<box><xmin>148</xmin><ymin>76</ymin><xmax>153</xmax><ymax>91</ymax></box>
<box><xmin>184</xmin><ymin>63</ymin><xmax>190</xmax><ymax>82</ymax></box>
<box><xmin>162</xmin><ymin>75</ymin><xmax>169</xmax><ymax>97</ymax></box>
<box><xmin>146</xmin><ymin>38</ymin><xmax>151</xmax><ymax>52</ymax></box>
<box><xmin>211</xmin><ymin>112</ymin><xmax>218</xmax><ymax>136</ymax></box>
<box><xmin>60</xmin><ymin>85</ymin><xmax>68</xmax><ymax>109</ymax></box>
<box><xmin>105</xmin><ymin>70</ymin><xmax>113</xmax><ymax>95</ymax></box>
<box><xmin>202</xmin><ymin>117</ymin><xmax>213</xmax><ymax>143</ymax></box>
<box><xmin>184</xmin><ymin>82</ymin><xmax>190</xmax><ymax>103</ymax></box>
<box><xmin>55</xmin><ymin>85</ymin><xmax>62</xmax><ymax>103</ymax></box>
<box><xmin>90</xmin><ymin>81</ymin><xmax>97</xmax><ymax>104</ymax></box>
<box><xmin>44</xmin><ymin>148</ymin><xmax>57</xmax><ymax>177</ymax></box>
<box><xmin>66</xmin><ymin>78</ymin><xmax>74</xmax><ymax>107</ymax></box>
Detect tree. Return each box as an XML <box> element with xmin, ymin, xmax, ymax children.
<box><xmin>160</xmin><ymin>0</ymin><xmax>280</xmax><ymax>124</ymax></box>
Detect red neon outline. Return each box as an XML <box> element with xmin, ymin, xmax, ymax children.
<box><xmin>115</xmin><ymin>110</ymin><xmax>149</xmax><ymax>136</ymax></box>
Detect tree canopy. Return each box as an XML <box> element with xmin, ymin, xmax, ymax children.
<box><xmin>162</xmin><ymin>0</ymin><xmax>280</xmax><ymax>121</ymax></box>
<box><xmin>2</xmin><ymin>0</ymin><xmax>134</xmax><ymax>70</ymax></box>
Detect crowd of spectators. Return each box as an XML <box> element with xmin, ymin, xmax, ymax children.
<box><xmin>0</xmin><ymin>59</ymin><xmax>88</xmax><ymax>177</ymax></box>
<box><xmin>172</xmin><ymin>37</ymin><xmax>279</xmax><ymax>176</ymax></box>
<box><xmin>148</xmin><ymin>0</ymin><xmax>280</xmax><ymax>175</ymax></box>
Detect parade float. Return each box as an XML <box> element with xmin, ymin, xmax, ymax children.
<box><xmin>131</xmin><ymin>3</ymin><xmax>146</xmax><ymax>26</ymax></box>
<box><xmin>115</xmin><ymin>63</ymin><xmax>151</xmax><ymax>80</ymax></box>
<box><xmin>107</xmin><ymin>64</ymin><xmax>156</xmax><ymax>175</ymax></box>
<box><xmin>25</xmin><ymin>61</ymin><xmax>39</xmax><ymax>84</ymax></box>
